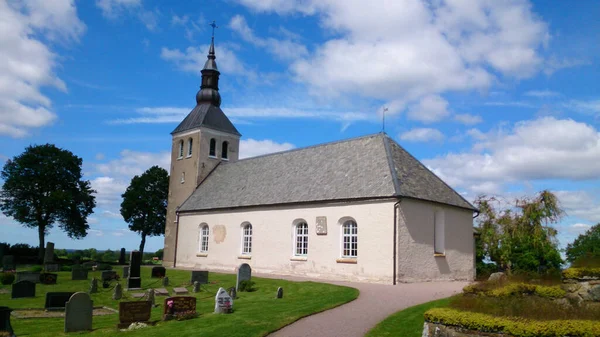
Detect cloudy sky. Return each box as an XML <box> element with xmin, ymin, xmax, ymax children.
<box><xmin>1</xmin><ymin>0</ymin><xmax>599</xmax><ymax>253</ymax></box>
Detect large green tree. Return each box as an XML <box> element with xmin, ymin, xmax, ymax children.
<box><xmin>120</xmin><ymin>165</ymin><xmax>168</xmax><ymax>256</ymax></box>
<box><xmin>0</xmin><ymin>144</ymin><xmax>96</xmax><ymax>261</ymax></box>
<box><xmin>566</xmin><ymin>223</ymin><xmax>600</xmax><ymax>265</ymax></box>
<box><xmin>474</xmin><ymin>190</ymin><xmax>563</xmax><ymax>274</ymax></box>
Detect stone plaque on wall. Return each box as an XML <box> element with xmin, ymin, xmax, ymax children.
<box><xmin>316</xmin><ymin>216</ymin><xmax>327</xmax><ymax>235</ymax></box>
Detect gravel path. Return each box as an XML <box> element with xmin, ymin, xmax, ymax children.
<box><xmin>260</xmin><ymin>274</ymin><xmax>467</xmax><ymax>337</ymax></box>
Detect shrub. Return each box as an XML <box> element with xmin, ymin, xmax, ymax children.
<box><xmin>30</xmin><ymin>265</ymin><xmax>43</xmax><ymax>272</ymax></box>
<box><xmin>60</xmin><ymin>265</ymin><xmax>72</xmax><ymax>272</ymax></box>
<box><xmin>1</xmin><ymin>272</ymin><xmax>15</xmax><ymax>285</ymax></box>
<box><xmin>425</xmin><ymin>307</ymin><xmax>600</xmax><ymax>337</ymax></box>
<box><xmin>238</xmin><ymin>280</ymin><xmax>256</xmax><ymax>292</ymax></box>
<box><xmin>96</xmin><ymin>263</ymin><xmax>113</xmax><ymax>271</ymax></box>
<box><xmin>464</xmin><ymin>281</ymin><xmax>564</xmax><ymax>299</ymax></box>
<box><xmin>563</xmin><ymin>267</ymin><xmax>600</xmax><ymax>279</ymax></box>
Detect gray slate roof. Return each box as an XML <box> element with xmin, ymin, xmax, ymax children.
<box><xmin>171</xmin><ymin>103</ymin><xmax>241</xmax><ymax>136</ymax></box>
<box><xmin>179</xmin><ymin>133</ymin><xmax>476</xmax><ymax>212</ymax></box>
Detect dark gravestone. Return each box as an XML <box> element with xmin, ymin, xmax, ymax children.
<box><xmin>16</xmin><ymin>271</ymin><xmax>41</xmax><ymax>284</ymax></box>
<box><xmin>151</xmin><ymin>266</ymin><xmax>166</xmax><ymax>278</ymax></box>
<box><xmin>45</xmin><ymin>292</ymin><xmax>75</xmax><ymax>310</ymax></box>
<box><xmin>0</xmin><ymin>306</ymin><xmax>15</xmax><ymax>337</ymax></box>
<box><xmin>44</xmin><ymin>264</ymin><xmax>60</xmax><ymax>273</ymax></box>
<box><xmin>191</xmin><ymin>270</ymin><xmax>208</xmax><ymax>284</ymax></box>
<box><xmin>118</xmin><ymin>301</ymin><xmax>152</xmax><ymax>328</ymax></box>
<box><xmin>11</xmin><ymin>280</ymin><xmax>35</xmax><ymax>299</ymax></box>
<box><xmin>64</xmin><ymin>292</ymin><xmax>93</xmax><ymax>332</ymax></box>
<box><xmin>163</xmin><ymin>296</ymin><xmax>196</xmax><ymax>320</ymax></box>
<box><xmin>101</xmin><ymin>270</ymin><xmax>118</xmax><ymax>282</ymax></box>
<box><xmin>236</xmin><ymin>263</ymin><xmax>252</xmax><ymax>292</ymax></box>
<box><xmin>43</xmin><ymin>242</ymin><xmax>58</xmax><ymax>272</ymax></box>
<box><xmin>119</xmin><ymin>248</ymin><xmax>126</xmax><ymax>265</ymax></box>
<box><xmin>122</xmin><ymin>266</ymin><xmax>129</xmax><ymax>279</ymax></box>
<box><xmin>72</xmin><ymin>268</ymin><xmax>88</xmax><ymax>281</ymax></box>
<box><xmin>40</xmin><ymin>273</ymin><xmax>58</xmax><ymax>285</ymax></box>
<box><xmin>277</xmin><ymin>287</ymin><xmax>284</xmax><ymax>299</ymax></box>
<box><xmin>2</xmin><ymin>255</ymin><xmax>15</xmax><ymax>271</ymax></box>
<box><xmin>127</xmin><ymin>251</ymin><xmax>141</xmax><ymax>290</ymax></box>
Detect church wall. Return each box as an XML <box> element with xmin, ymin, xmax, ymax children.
<box><xmin>396</xmin><ymin>198</ymin><xmax>474</xmax><ymax>282</ymax></box>
<box><xmin>174</xmin><ymin>200</ymin><xmax>397</xmax><ymax>284</ymax></box>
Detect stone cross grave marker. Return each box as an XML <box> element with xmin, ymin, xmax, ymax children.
<box><xmin>113</xmin><ymin>283</ymin><xmax>123</xmax><ymax>300</ymax></box>
<box><xmin>236</xmin><ymin>263</ymin><xmax>252</xmax><ymax>292</ymax></box>
<box><xmin>71</xmin><ymin>266</ymin><xmax>88</xmax><ymax>281</ymax></box>
<box><xmin>193</xmin><ymin>281</ymin><xmax>200</xmax><ymax>293</ymax></box>
<box><xmin>64</xmin><ymin>292</ymin><xmax>93</xmax><ymax>332</ymax></box>
<box><xmin>0</xmin><ymin>306</ymin><xmax>15</xmax><ymax>337</ymax></box>
<box><xmin>16</xmin><ymin>271</ymin><xmax>41</xmax><ymax>284</ymax></box>
<box><xmin>122</xmin><ymin>266</ymin><xmax>129</xmax><ymax>279</ymax></box>
<box><xmin>2</xmin><ymin>255</ymin><xmax>15</xmax><ymax>271</ymax></box>
<box><xmin>127</xmin><ymin>251</ymin><xmax>141</xmax><ymax>289</ymax></box>
<box><xmin>45</xmin><ymin>292</ymin><xmax>76</xmax><ymax>310</ymax></box>
<box><xmin>191</xmin><ymin>270</ymin><xmax>208</xmax><ymax>284</ymax></box>
<box><xmin>40</xmin><ymin>273</ymin><xmax>57</xmax><ymax>285</ymax></box>
<box><xmin>214</xmin><ymin>287</ymin><xmax>233</xmax><ymax>314</ymax></box>
<box><xmin>119</xmin><ymin>248</ymin><xmax>126</xmax><ymax>265</ymax></box>
<box><xmin>11</xmin><ymin>280</ymin><xmax>35</xmax><ymax>299</ymax></box>
<box><xmin>163</xmin><ymin>296</ymin><xmax>196</xmax><ymax>320</ymax></box>
<box><xmin>277</xmin><ymin>287</ymin><xmax>284</xmax><ymax>299</ymax></box>
<box><xmin>118</xmin><ymin>301</ymin><xmax>152</xmax><ymax>328</ymax></box>
<box><xmin>151</xmin><ymin>266</ymin><xmax>166</xmax><ymax>278</ymax></box>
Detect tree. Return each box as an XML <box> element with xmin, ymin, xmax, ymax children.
<box><xmin>1</xmin><ymin>144</ymin><xmax>96</xmax><ymax>261</ymax></box>
<box><xmin>474</xmin><ymin>190</ymin><xmax>563</xmax><ymax>274</ymax></box>
<box><xmin>120</xmin><ymin>166</ymin><xmax>168</xmax><ymax>256</ymax></box>
<box><xmin>566</xmin><ymin>223</ymin><xmax>600</xmax><ymax>265</ymax></box>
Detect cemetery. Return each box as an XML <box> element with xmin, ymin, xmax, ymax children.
<box><xmin>0</xmin><ymin>263</ymin><xmax>358</xmax><ymax>336</ymax></box>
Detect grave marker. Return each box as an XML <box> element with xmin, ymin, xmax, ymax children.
<box><xmin>191</xmin><ymin>270</ymin><xmax>208</xmax><ymax>284</ymax></box>
<box><xmin>228</xmin><ymin>287</ymin><xmax>237</xmax><ymax>299</ymax></box>
<box><xmin>44</xmin><ymin>242</ymin><xmax>55</xmax><ymax>264</ymax></box>
<box><xmin>151</xmin><ymin>266</ymin><xmax>166</xmax><ymax>278</ymax></box>
<box><xmin>45</xmin><ymin>292</ymin><xmax>76</xmax><ymax>310</ymax></box>
<box><xmin>155</xmin><ymin>288</ymin><xmax>169</xmax><ymax>296</ymax></box>
<box><xmin>236</xmin><ymin>263</ymin><xmax>252</xmax><ymax>292</ymax></box>
<box><xmin>127</xmin><ymin>251</ymin><xmax>141</xmax><ymax>290</ymax></box>
<box><xmin>0</xmin><ymin>306</ymin><xmax>15</xmax><ymax>337</ymax></box>
<box><xmin>40</xmin><ymin>273</ymin><xmax>57</xmax><ymax>285</ymax></box>
<box><xmin>11</xmin><ymin>280</ymin><xmax>35</xmax><ymax>299</ymax></box>
<box><xmin>119</xmin><ymin>248</ymin><xmax>126</xmax><ymax>265</ymax></box>
<box><xmin>89</xmin><ymin>278</ymin><xmax>98</xmax><ymax>294</ymax></box>
<box><xmin>163</xmin><ymin>296</ymin><xmax>196</xmax><ymax>320</ymax></box>
<box><xmin>118</xmin><ymin>301</ymin><xmax>152</xmax><ymax>328</ymax></box>
<box><xmin>64</xmin><ymin>292</ymin><xmax>93</xmax><ymax>332</ymax></box>
<box><xmin>122</xmin><ymin>266</ymin><xmax>129</xmax><ymax>279</ymax></box>
<box><xmin>277</xmin><ymin>287</ymin><xmax>284</xmax><ymax>299</ymax></box>
<box><xmin>214</xmin><ymin>287</ymin><xmax>233</xmax><ymax>314</ymax></box>
<box><xmin>15</xmin><ymin>271</ymin><xmax>41</xmax><ymax>284</ymax></box>
<box><xmin>193</xmin><ymin>281</ymin><xmax>200</xmax><ymax>293</ymax></box>
<box><xmin>173</xmin><ymin>287</ymin><xmax>189</xmax><ymax>295</ymax></box>
<box><xmin>113</xmin><ymin>283</ymin><xmax>123</xmax><ymax>300</ymax></box>
<box><xmin>162</xmin><ymin>276</ymin><xmax>169</xmax><ymax>287</ymax></box>
<box><xmin>147</xmin><ymin>289</ymin><xmax>155</xmax><ymax>307</ymax></box>
<box><xmin>71</xmin><ymin>267</ymin><xmax>88</xmax><ymax>281</ymax></box>
<box><xmin>2</xmin><ymin>255</ymin><xmax>15</xmax><ymax>271</ymax></box>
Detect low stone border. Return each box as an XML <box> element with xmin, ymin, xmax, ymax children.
<box><xmin>423</xmin><ymin>322</ymin><xmax>505</xmax><ymax>337</ymax></box>
<box><xmin>11</xmin><ymin>306</ymin><xmax>118</xmax><ymax>319</ymax></box>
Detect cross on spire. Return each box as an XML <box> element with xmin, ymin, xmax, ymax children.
<box><xmin>210</xmin><ymin>20</ymin><xmax>218</xmax><ymax>38</ymax></box>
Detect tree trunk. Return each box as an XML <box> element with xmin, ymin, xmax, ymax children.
<box><xmin>38</xmin><ymin>225</ymin><xmax>46</xmax><ymax>263</ymax></box>
<box><xmin>139</xmin><ymin>233</ymin><xmax>146</xmax><ymax>257</ymax></box>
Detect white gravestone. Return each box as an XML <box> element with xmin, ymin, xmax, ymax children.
<box><xmin>214</xmin><ymin>287</ymin><xmax>233</xmax><ymax>314</ymax></box>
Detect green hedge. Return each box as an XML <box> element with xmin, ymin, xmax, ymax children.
<box><xmin>563</xmin><ymin>267</ymin><xmax>600</xmax><ymax>279</ymax></box>
<box><xmin>425</xmin><ymin>308</ymin><xmax>600</xmax><ymax>337</ymax></box>
<box><xmin>463</xmin><ymin>282</ymin><xmax>565</xmax><ymax>298</ymax></box>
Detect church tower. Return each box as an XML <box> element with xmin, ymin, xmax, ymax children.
<box><xmin>162</xmin><ymin>30</ymin><xmax>241</xmax><ymax>267</ymax></box>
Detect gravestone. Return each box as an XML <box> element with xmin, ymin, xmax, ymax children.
<box><xmin>118</xmin><ymin>301</ymin><xmax>152</xmax><ymax>328</ymax></box>
<box><xmin>44</xmin><ymin>242</ymin><xmax>55</xmax><ymax>264</ymax></box>
<box><xmin>214</xmin><ymin>287</ymin><xmax>233</xmax><ymax>314</ymax></box>
<box><xmin>40</xmin><ymin>273</ymin><xmax>57</xmax><ymax>285</ymax></box>
<box><xmin>192</xmin><ymin>281</ymin><xmax>200</xmax><ymax>293</ymax></box>
<box><xmin>147</xmin><ymin>289</ymin><xmax>155</xmax><ymax>307</ymax></box>
<box><xmin>0</xmin><ymin>306</ymin><xmax>15</xmax><ymax>337</ymax></box>
<box><xmin>163</xmin><ymin>296</ymin><xmax>196</xmax><ymax>320</ymax></box>
<box><xmin>155</xmin><ymin>288</ymin><xmax>169</xmax><ymax>296</ymax></box>
<box><xmin>122</xmin><ymin>266</ymin><xmax>129</xmax><ymax>279</ymax></box>
<box><xmin>101</xmin><ymin>270</ymin><xmax>118</xmax><ymax>282</ymax></box>
<box><xmin>127</xmin><ymin>251</ymin><xmax>141</xmax><ymax>290</ymax></box>
<box><xmin>64</xmin><ymin>292</ymin><xmax>93</xmax><ymax>332</ymax></box>
<box><xmin>151</xmin><ymin>266</ymin><xmax>166</xmax><ymax>278</ymax></box>
<box><xmin>2</xmin><ymin>255</ymin><xmax>15</xmax><ymax>271</ymax></box>
<box><xmin>119</xmin><ymin>248</ymin><xmax>126</xmax><ymax>265</ymax></box>
<box><xmin>228</xmin><ymin>287</ymin><xmax>237</xmax><ymax>300</ymax></box>
<box><xmin>130</xmin><ymin>293</ymin><xmax>145</xmax><ymax>299</ymax></box>
<box><xmin>11</xmin><ymin>280</ymin><xmax>35</xmax><ymax>299</ymax></box>
<box><xmin>89</xmin><ymin>278</ymin><xmax>98</xmax><ymax>293</ymax></box>
<box><xmin>277</xmin><ymin>287</ymin><xmax>284</xmax><ymax>299</ymax></box>
<box><xmin>16</xmin><ymin>271</ymin><xmax>41</xmax><ymax>284</ymax></box>
<box><xmin>236</xmin><ymin>263</ymin><xmax>252</xmax><ymax>291</ymax></box>
<box><xmin>71</xmin><ymin>266</ymin><xmax>88</xmax><ymax>281</ymax></box>
<box><xmin>113</xmin><ymin>283</ymin><xmax>123</xmax><ymax>300</ymax></box>
<box><xmin>173</xmin><ymin>287</ymin><xmax>188</xmax><ymax>295</ymax></box>
<box><xmin>162</xmin><ymin>276</ymin><xmax>169</xmax><ymax>287</ymax></box>
<box><xmin>45</xmin><ymin>292</ymin><xmax>76</xmax><ymax>310</ymax></box>
<box><xmin>44</xmin><ymin>263</ymin><xmax>60</xmax><ymax>272</ymax></box>
<box><xmin>191</xmin><ymin>270</ymin><xmax>208</xmax><ymax>284</ymax></box>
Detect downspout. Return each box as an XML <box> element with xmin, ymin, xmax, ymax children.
<box><xmin>393</xmin><ymin>199</ymin><xmax>402</xmax><ymax>285</ymax></box>
<box><xmin>173</xmin><ymin>207</ymin><xmax>180</xmax><ymax>268</ymax></box>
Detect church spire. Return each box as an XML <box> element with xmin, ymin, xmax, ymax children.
<box><xmin>196</xmin><ymin>21</ymin><xmax>221</xmax><ymax>107</ymax></box>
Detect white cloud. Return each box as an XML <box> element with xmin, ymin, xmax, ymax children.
<box><xmin>96</xmin><ymin>150</ymin><xmax>170</xmax><ymax>177</ymax></box>
<box><xmin>95</xmin><ymin>0</ymin><xmax>158</xmax><ymax>31</ymax></box>
<box><xmin>400</xmin><ymin>128</ymin><xmax>445</xmax><ymax>143</ymax></box>
<box><xmin>454</xmin><ymin>113</ymin><xmax>482</xmax><ymax>125</ymax></box>
<box><xmin>88</xmin><ymin>229</ymin><xmax>104</xmax><ymax>237</ymax></box>
<box><xmin>406</xmin><ymin>95</ymin><xmax>450</xmax><ymax>123</ymax></box>
<box><xmin>424</xmin><ymin>117</ymin><xmax>600</xmax><ymax>194</ymax></box>
<box><xmin>239</xmin><ymin>139</ymin><xmax>295</xmax><ymax>159</ymax></box>
<box><xmin>0</xmin><ymin>0</ymin><xmax>85</xmax><ymax>137</ymax></box>
<box><xmin>91</xmin><ymin>176</ymin><xmax>128</xmax><ymax>206</ymax></box>
<box><xmin>565</xmin><ymin>100</ymin><xmax>600</xmax><ymax>114</ymax></box>
<box><xmin>160</xmin><ymin>44</ymin><xmax>248</xmax><ymax>77</ymax></box>
<box><xmin>555</xmin><ymin>190</ymin><xmax>600</xmax><ymax>224</ymax></box>
<box><xmin>525</xmin><ymin>90</ymin><xmax>560</xmax><ymax>98</ymax></box>
<box><xmin>544</xmin><ymin>56</ymin><xmax>590</xmax><ymax>75</ymax></box>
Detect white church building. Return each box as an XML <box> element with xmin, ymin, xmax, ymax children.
<box><xmin>162</xmin><ymin>36</ymin><xmax>476</xmax><ymax>284</ymax></box>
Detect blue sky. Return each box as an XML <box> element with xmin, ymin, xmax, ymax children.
<box><xmin>1</xmin><ymin>0</ymin><xmax>599</xmax><ymax>253</ymax></box>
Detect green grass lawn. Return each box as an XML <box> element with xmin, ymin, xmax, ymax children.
<box><xmin>1</xmin><ymin>267</ymin><xmax>358</xmax><ymax>336</ymax></box>
<box><xmin>365</xmin><ymin>297</ymin><xmax>452</xmax><ymax>337</ymax></box>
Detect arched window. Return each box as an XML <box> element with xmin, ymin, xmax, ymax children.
<box><xmin>341</xmin><ymin>220</ymin><xmax>357</xmax><ymax>258</ymax></box>
<box><xmin>209</xmin><ymin>138</ymin><xmax>216</xmax><ymax>157</ymax></box>
<box><xmin>294</xmin><ymin>221</ymin><xmax>309</xmax><ymax>256</ymax></box>
<box><xmin>242</xmin><ymin>223</ymin><xmax>252</xmax><ymax>255</ymax></box>
<box><xmin>434</xmin><ymin>210</ymin><xmax>445</xmax><ymax>254</ymax></box>
<box><xmin>199</xmin><ymin>224</ymin><xmax>209</xmax><ymax>253</ymax></box>
<box><xmin>178</xmin><ymin>140</ymin><xmax>184</xmax><ymax>158</ymax></box>
<box><xmin>187</xmin><ymin>138</ymin><xmax>193</xmax><ymax>157</ymax></box>
<box><xmin>222</xmin><ymin>141</ymin><xmax>229</xmax><ymax>160</ymax></box>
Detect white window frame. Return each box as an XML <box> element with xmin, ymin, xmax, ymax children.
<box><xmin>341</xmin><ymin>219</ymin><xmax>358</xmax><ymax>258</ymax></box>
<box><xmin>187</xmin><ymin>138</ymin><xmax>193</xmax><ymax>158</ymax></box>
<box><xmin>294</xmin><ymin>221</ymin><xmax>309</xmax><ymax>256</ymax></box>
<box><xmin>178</xmin><ymin>140</ymin><xmax>184</xmax><ymax>159</ymax></box>
<box><xmin>199</xmin><ymin>224</ymin><xmax>209</xmax><ymax>253</ymax></box>
<box><xmin>242</xmin><ymin>223</ymin><xmax>252</xmax><ymax>255</ymax></box>
<box><xmin>434</xmin><ymin>210</ymin><xmax>445</xmax><ymax>255</ymax></box>
<box><xmin>209</xmin><ymin>138</ymin><xmax>217</xmax><ymax>157</ymax></box>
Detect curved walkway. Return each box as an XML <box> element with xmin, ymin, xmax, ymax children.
<box><xmin>261</xmin><ymin>274</ymin><xmax>467</xmax><ymax>337</ymax></box>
